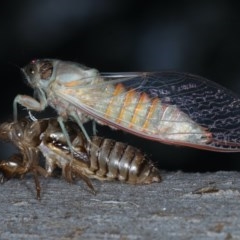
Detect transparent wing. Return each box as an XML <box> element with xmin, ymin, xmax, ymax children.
<box><xmin>56</xmin><ymin>71</ymin><xmax>240</xmax><ymax>151</ymax></box>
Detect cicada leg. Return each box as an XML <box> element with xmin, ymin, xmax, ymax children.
<box><xmin>70</xmin><ymin>112</ymin><xmax>91</xmax><ymax>142</ymax></box>
<box><xmin>92</xmin><ymin>120</ymin><xmax>98</xmax><ymax>135</ymax></box>
<box><xmin>64</xmin><ymin>163</ymin><xmax>96</xmax><ymax>195</ymax></box>
<box><xmin>0</xmin><ymin>153</ymin><xmax>48</xmax><ymax>199</ymax></box>
<box><xmin>57</xmin><ymin>116</ymin><xmax>77</xmax><ymax>154</ymax></box>
<box><xmin>28</xmin><ymin>110</ymin><xmax>38</xmax><ymax>121</ymax></box>
<box><xmin>57</xmin><ymin>114</ymin><xmax>100</xmax><ymax>170</ymax></box>
<box><xmin>72</xmin><ymin>168</ymin><xmax>96</xmax><ymax>195</ymax></box>
<box><xmin>13</xmin><ymin>91</ymin><xmax>47</xmax><ymax>121</ymax></box>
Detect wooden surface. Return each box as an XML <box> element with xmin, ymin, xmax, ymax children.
<box><xmin>0</xmin><ymin>171</ymin><xmax>240</xmax><ymax>239</ymax></box>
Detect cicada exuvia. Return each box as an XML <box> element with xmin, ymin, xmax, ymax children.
<box><xmin>0</xmin><ymin>118</ymin><xmax>161</xmax><ymax>199</ymax></box>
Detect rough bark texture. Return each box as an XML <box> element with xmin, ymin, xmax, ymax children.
<box><xmin>0</xmin><ymin>171</ymin><xmax>239</xmax><ymax>240</ymax></box>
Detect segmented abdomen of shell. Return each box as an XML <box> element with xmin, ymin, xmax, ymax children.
<box><xmin>86</xmin><ymin>136</ymin><xmax>161</xmax><ymax>184</ymax></box>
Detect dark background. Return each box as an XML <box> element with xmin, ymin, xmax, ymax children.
<box><xmin>1</xmin><ymin>1</ymin><xmax>240</xmax><ymax>171</ymax></box>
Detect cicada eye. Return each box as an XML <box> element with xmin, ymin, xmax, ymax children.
<box><xmin>25</xmin><ymin>63</ymin><xmax>37</xmax><ymax>77</ymax></box>
<box><xmin>39</xmin><ymin>60</ymin><xmax>53</xmax><ymax>80</ymax></box>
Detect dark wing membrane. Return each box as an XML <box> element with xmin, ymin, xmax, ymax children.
<box><xmin>102</xmin><ymin>72</ymin><xmax>240</xmax><ymax>150</ymax></box>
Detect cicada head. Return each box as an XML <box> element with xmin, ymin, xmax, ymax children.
<box><xmin>22</xmin><ymin>59</ymin><xmax>99</xmax><ymax>91</ymax></box>
<box><xmin>0</xmin><ymin>119</ymin><xmax>28</xmax><ymax>143</ymax></box>
<box><xmin>0</xmin><ymin>118</ymin><xmax>49</xmax><ymax>150</ymax></box>
<box><xmin>22</xmin><ymin>59</ymin><xmax>55</xmax><ymax>90</ymax></box>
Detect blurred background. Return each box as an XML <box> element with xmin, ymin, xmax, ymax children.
<box><xmin>1</xmin><ymin>1</ymin><xmax>240</xmax><ymax>171</ymax></box>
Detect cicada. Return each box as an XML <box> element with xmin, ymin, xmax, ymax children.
<box><xmin>14</xmin><ymin>59</ymin><xmax>240</xmax><ymax>151</ymax></box>
<box><xmin>0</xmin><ymin>118</ymin><xmax>161</xmax><ymax>199</ymax></box>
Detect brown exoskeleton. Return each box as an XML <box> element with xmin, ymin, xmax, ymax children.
<box><xmin>0</xmin><ymin>118</ymin><xmax>161</xmax><ymax>199</ymax></box>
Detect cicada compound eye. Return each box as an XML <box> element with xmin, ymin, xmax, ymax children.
<box><xmin>39</xmin><ymin>60</ymin><xmax>53</xmax><ymax>80</ymax></box>
<box><xmin>24</xmin><ymin>61</ymin><xmax>37</xmax><ymax>78</ymax></box>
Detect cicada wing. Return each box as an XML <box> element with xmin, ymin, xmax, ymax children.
<box><xmin>55</xmin><ymin>71</ymin><xmax>240</xmax><ymax>151</ymax></box>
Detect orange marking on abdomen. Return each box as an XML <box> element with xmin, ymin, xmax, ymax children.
<box><xmin>116</xmin><ymin>90</ymin><xmax>136</xmax><ymax>124</ymax></box>
<box><xmin>104</xmin><ymin>83</ymin><xmax>125</xmax><ymax>117</ymax></box>
<box><xmin>130</xmin><ymin>93</ymin><xmax>149</xmax><ymax>127</ymax></box>
<box><xmin>142</xmin><ymin>98</ymin><xmax>159</xmax><ymax>130</ymax></box>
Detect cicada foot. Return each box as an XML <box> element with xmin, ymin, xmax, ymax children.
<box><xmin>77</xmin><ymin>172</ymin><xmax>96</xmax><ymax>195</ymax></box>
<box><xmin>29</xmin><ymin>164</ymin><xmax>49</xmax><ymax>200</ymax></box>
<box><xmin>62</xmin><ymin>163</ymin><xmax>74</xmax><ymax>183</ymax></box>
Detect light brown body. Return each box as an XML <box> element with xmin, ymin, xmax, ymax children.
<box><xmin>14</xmin><ymin>59</ymin><xmax>213</xmax><ymax>153</ymax></box>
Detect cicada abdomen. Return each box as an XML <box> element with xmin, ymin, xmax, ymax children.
<box><xmin>85</xmin><ymin>136</ymin><xmax>161</xmax><ymax>184</ymax></box>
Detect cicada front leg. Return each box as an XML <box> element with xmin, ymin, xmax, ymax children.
<box><xmin>0</xmin><ymin>154</ymin><xmax>48</xmax><ymax>199</ymax></box>
<box><xmin>13</xmin><ymin>91</ymin><xmax>47</xmax><ymax>122</ymax></box>
<box><xmin>13</xmin><ymin>93</ymin><xmax>78</xmax><ymax>158</ymax></box>
<box><xmin>0</xmin><ymin>154</ymin><xmax>27</xmax><ymax>181</ymax></box>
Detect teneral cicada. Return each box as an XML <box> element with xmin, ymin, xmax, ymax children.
<box><xmin>14</xmin><ymin>59</ymin><xmax>240</xmax><ymax>151</ymax></box>
<box><xmin>0</xmin><ymin>118</ymin><xmax>161</xmax><ymax>199</ymax></box>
